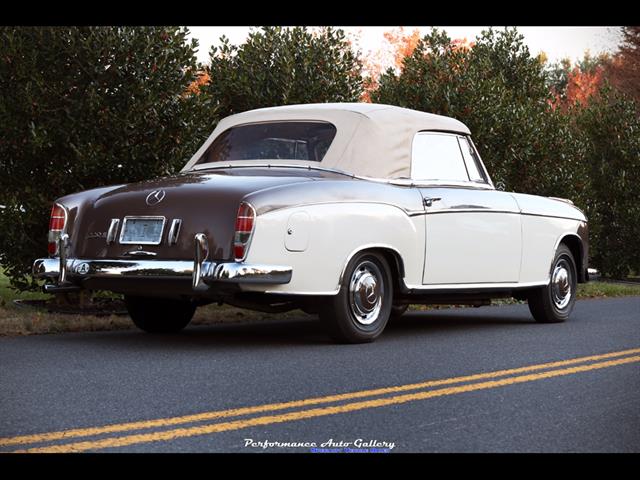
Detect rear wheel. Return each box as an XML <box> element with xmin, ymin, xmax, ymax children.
<box><xmin>527</xmin><ymin>244</ymin><xmax>577</xmax><ymax>323</ymax></box>
<box><xmin>125</xmin><ymin>295</ymin><xmax>196</xmax><ymax>333</ymax></box>
<box><xmin>320</xmin><ymin>252</ymin><xmax>393</xmax><ymax>343</ymax></box>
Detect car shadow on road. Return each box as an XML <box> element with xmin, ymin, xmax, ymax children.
<box><xmin>386</xmin><ymin>308</ymin><xmax>534</xmax><ymax>336</ymax></box>
<box><xmin>53</xmin><ymin>306</ymin><xmax>535</xmax><ymax>351</ymax></box>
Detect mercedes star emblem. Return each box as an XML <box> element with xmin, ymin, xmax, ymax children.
<box><xmin>146</xmin><ymin>189</ymin><xmax>166</xmax><ymax>206</ymax></box>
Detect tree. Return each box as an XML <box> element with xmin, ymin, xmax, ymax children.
<box><xmin>607</xmin><ymin>27</ymin><xmax>640</xmax><ymax>105</ymax></box>
<box><xmin>0</xmin><ymin>27</ymin><xmax>211</xmax><ymax>290</ymax></box>
<box><xmin>547</xmin><ymin>52</ymin><xmax>608</xmax><ymax>108</ymax></box>
<box><xmin>200</xmin><ymin>27</ymin><xmax>363</xmax><ymax>118</ymax></box>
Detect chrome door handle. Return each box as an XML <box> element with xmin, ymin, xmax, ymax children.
<box><xmin>423</xmin><ymin>197</ymin><xmax>442</xmax><ymax>207</ymax></box>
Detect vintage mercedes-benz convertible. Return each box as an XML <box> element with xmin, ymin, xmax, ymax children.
<box><xmin>33</xmin><ymin>103</ymin><xmax>589</xmax><ymax>343</ymax></box>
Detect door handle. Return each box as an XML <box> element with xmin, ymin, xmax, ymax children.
<box><xmin>423</xmin><ymin>197</ymin><xmax>442</xmax><ymax>207</ymax></box>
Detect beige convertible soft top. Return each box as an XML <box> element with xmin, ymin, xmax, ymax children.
<box><xmin>182</xmin><ymin>103</ymin><xmax>471</xmax><ymax>179</ymax></box>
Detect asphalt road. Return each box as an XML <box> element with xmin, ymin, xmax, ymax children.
<box><xmin>1</xmin><ymin>297</ymin><xmax>639</xmax><ymax>453</ymax></box>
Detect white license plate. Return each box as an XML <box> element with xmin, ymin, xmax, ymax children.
<box><xmin>119</xmin><ymin>217</ymin><xmax>166</xmax><ymax>245</ymax></box>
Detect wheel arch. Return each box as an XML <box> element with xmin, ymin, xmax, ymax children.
<box><xmin>556</xmin><ymin>233</ymin><xmax>585</xmax><ymax>283</ymax></box>
<box><xmin>338</xmin><ymin>244</ymin><xmax>406</xmax><ymax>294</ymax></box>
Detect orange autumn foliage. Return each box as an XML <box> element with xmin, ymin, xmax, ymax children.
<box><xmin>383</xmin><ymin>27</ymin><xmax>421</xmax><ymax>70</ymax></box>
<box><xmin>566</xmin><ymin>66</ymin><xmax>604</xmax><ymax>105</ymax></box>
<box><xmin>185</xmin><ymin>70</ymin><xmax>210</xmax><ymax>95</ymax></box>
<box><xmin>451</xmin><ymin>37</ymin><xmax>475</xmax><ymax>52</ymax></box>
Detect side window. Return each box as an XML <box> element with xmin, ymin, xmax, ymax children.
<box><xmin>411</xmin><ymin>133</ymin><xmax>470</xmax><ymax>182</ymax></box>
<box><xmin>458</xmin><ymin>136</ymin><xmax>487</xmax><ymax>183</ymax></box>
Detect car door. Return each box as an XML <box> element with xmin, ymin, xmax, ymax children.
<box><xmin>411</xmin><ymin>132</ymin><xmax>522</xmax><ymax>285</ymax></box>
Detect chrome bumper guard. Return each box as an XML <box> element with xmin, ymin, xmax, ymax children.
<box><xmin>33</xmin><ymin>233</ymin><xmax>292</xmax><ymax>292</ymax></box>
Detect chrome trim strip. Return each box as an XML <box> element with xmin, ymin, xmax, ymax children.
<box><xmin>404</xmin><ymin>280</ymin><xmax>549</xmax><ymax>290</ymax></box>
<box><xmin>73</xmin><ymin>260</ymin><xmax>194</xmax><ymax>278</ymax></box>
<box><xmin>123</xmin><ymin>250</ymin><xmax>157</xmax><ymax>257</ymax></box>
<box><xmin>58</xmin><ymin>233</ymin><xmax>69</xmax><ymax>284</ymax></box>
<box><xmin>263</xmin><ymin>280</ymin><xmax>550</xmax><ymax>296</ymax></box>
<box><xmin>548</xmin><ymin>196</ymin><xmax>574</xmax><ymax>205</ymax></box>
<box><xmin>190</xmin><ymin>163</ymin><xmax>356</xmax><ymax>178</ymax></box>
<box><xmin>353</xmin><ymin>177</ymin><xmax>496</xmax><ymax>189</ymax></box>
<box><xmin>521</xmin><ymin>211</ymin><xmax>585</xmax><ymax>222</ymax></box>
<box><xmin>168</xmin><ymin>219</ymin><xmax>182</xmax><ymax>246</ymax></box>
<box><xmin>118</xmin><ymin>216</ymin><xmax>166</xmax><ymax>245</ymax></box>
<box><xmin>467</xmin><ymin>136</ymin><xmax>495</xmax><ymax>189</ymax></box>
<box><xmin>43</xmin><ymin>283</ymin><xmax>81</xmax><ymax>293</ymax></box>
<box><xmin>193</xmin><ymin>233</ymin><xmax>209</xmax><ymax>290</ymax></box>
<box><xmin>33</xmin><ymin>258</ymin><xmax>58</xmax><ymax>278</ymax></box>
<box><xmin>429</xmin><ymin>208</ymin><xmax>519</xmax><ymax>215</ymax></box>
<box><xmin>187</xmin><ymin>163</ymin><xmax>497</xmax><ymax>190</ymax></box>
<box><xmin>259</xmin><ymin>199</ymin><xmax>415</xmax><ymax>219</ymax></box>
<box><xmin>33</xmin><ymin>257</ymin><xmax>292</xmax><ymax>286</ymax></box>
<box><xmin>213</xmin><ymin>263</ymin><xmax>292</xmax><ymax>284</ymax></box>
<box><xmin>106</xmin><ymin>218</ymin><xmax>120</xmax><ymax>245</ymax></box>
<box><xmin>409</xmin><ymin>209</ymin><xmax>583</xmax><ymax>221</ymax></box>
<box><xmin>263</xmin><ymin>289</ymin><xmax>341</xmax><ymax>295</ymax></box>
<box><xmin>407</xmin><ymin>208</ymin><xmax>519</xmax><ymax>217</ymax></box>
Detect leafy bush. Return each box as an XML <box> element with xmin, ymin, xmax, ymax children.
<box><xmin>201</xmin><ymin>26</ymin><xmax>363</xmax><ymax>117</ymax></box>
<box><xmin>0</xmin><ymin>27</ymin><xmax>211</xmax><ymax>290</ymax></box>
<box><xmin>575</xmin><ymin>86</ymin><xmax>640</xmax><ymax>277</ymax></box>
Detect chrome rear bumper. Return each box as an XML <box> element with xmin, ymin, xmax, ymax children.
<box><xmin>32</xmin><ymin>233</ymin><xmax>292</xmax><ymax>293</ymax></box>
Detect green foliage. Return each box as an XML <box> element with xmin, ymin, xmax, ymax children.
<box><xmin>201</xmin><ymin>27</ymin><xmax>363</xmax><ymax>117</ymax></box>
<box><xmin>0</xmin><ymin>27</ymin><xmax>212</xmax><ymax>290</ymax></box>
<box><xmin>575</xmin><ymin>85</ymin><xmax>640</xmax><ymax>277</ymax></box>
<box><xmin>546</xmin><ymin>58</ymin><xmax>573</xmax><ymax>101</ymax></box>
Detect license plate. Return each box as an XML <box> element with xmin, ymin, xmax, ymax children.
<box><xmin>119</xmin><ymin>217</ymin><xmax>166</xmax><ymax>245</ymax></box>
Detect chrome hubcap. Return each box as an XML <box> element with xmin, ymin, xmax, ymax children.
<box><xmin>349</xmin><ymin>261</ymin><xmax>384</xmax><ymax>325</ymax></box>
<box><xmin>551</xmin><ymin>259</ymin><xmax>572</xmax><ymax>310</ymax></box>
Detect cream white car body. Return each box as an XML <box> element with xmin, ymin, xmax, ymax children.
<box><xmin>185</xmin><ymin>104</ymin><xmax>588</xmax><ymax>297</ymax></box>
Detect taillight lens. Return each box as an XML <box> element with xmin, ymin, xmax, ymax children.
<box><xmin>48</xmin><ymin>203</ymin><xmax>67</xmax><ymax>256</ymax></box>
<box><xmin>234</xmin><ymin>202</ymin><xmax>255</xmax><ymax>261</ymax></box>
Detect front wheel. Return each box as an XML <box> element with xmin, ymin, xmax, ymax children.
<box><xmin>125</xmin><ymin>295</ymin><xmax>196</xmax><ymax>333</ymax></box>
<box><xmin>319</xmin><ymin>252</ymin><xmax>393</xmax><ymax>343</ymax></box>
<box><xmin>390</xmin><ymin>304</ymin><xmax>409</xmax><ymax>320</ymax></box>
<box><xmin>527</xmin><ymin>244</ymin><xmax>577</xmax><ymax>323</ymax></box>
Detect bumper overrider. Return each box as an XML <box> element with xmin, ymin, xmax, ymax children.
<box><xmin>32</xmin><ymin>233</ymin><xmax>292</xmax><ymax>293</ymax></box>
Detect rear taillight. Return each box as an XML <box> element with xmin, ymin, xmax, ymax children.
<box><xmin>234</xmin><ymin>202</ymin><xmax>255</xmax><ymax>261</ymax></box>
<box><xmin>47</xmin><ymin>203</ymin><xmax>67</xmax><ymax>256</ymax></box>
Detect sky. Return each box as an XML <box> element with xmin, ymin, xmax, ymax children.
<box><xmin>188</xmin><ymin>26</ymin><xmax>623</xmax><ymax>66</ymax></box>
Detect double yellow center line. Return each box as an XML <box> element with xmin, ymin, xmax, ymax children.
<box><xmin>3</xmin><ymin>347</ymin><xmax>639</xmax><ymax>453</ymax></box>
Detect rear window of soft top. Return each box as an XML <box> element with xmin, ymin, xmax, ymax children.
<box><xmin>196</xmin><ymin>121</ymin><xmax>337</xmax><ymax>164</ymax></box>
